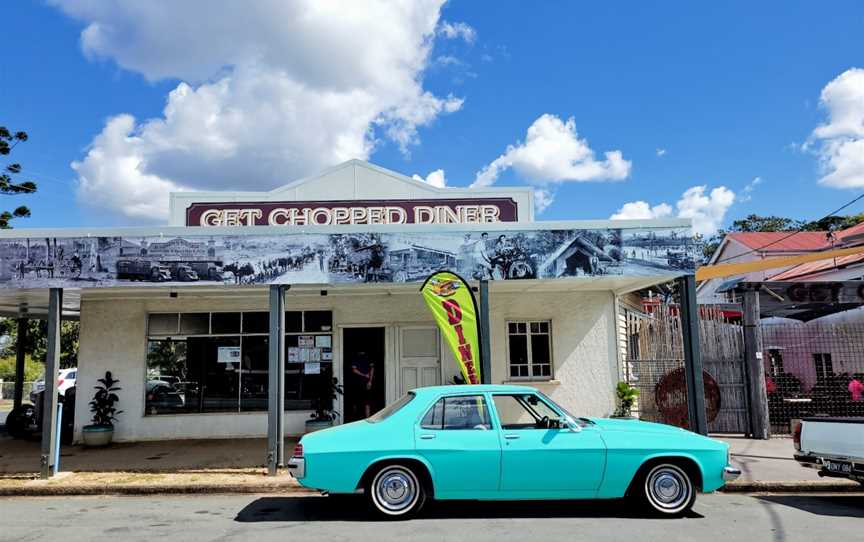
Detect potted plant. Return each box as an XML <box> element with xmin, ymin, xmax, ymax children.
<box><xmin>305</xmin><ymin>376</ymin><xmax>343</xmax><ymax>433</ymax></box>
<box><xmin>613</xmin><ymin>381</ymin><xmax>639</xmax><ymax>418</ymax></box>
<box><xmin>82</xmin><ymin>371</ymin><xmax>122</xmax><ymax>447</ymax></box>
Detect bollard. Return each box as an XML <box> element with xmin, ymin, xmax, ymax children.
<box><xmin>53</xmin><ymin>402</ymin><xmax>63</xmax><ymax>474</ymax></box>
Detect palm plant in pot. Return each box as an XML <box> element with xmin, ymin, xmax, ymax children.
<box><xmin>306</xmin><ymin>376</ymin><xmax>343</xmax><ymax>433</ymax></box>
<box><xmin>82</xmin><ymin>371</ymin><xmax>122</xmax><ymax>447</ymax></box>
<box><xmin>613</xmin><ymin>381</ymin><xmax>639</xmax><ymax>418</ymax></box>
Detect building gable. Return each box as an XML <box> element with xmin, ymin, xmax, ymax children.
<box><xmin>169</xmin><ymin>159</ymin><xmax>533</xmax><ymax>226</ymax></box>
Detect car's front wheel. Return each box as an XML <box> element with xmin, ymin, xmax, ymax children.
<box><xmin>366</xmin><ymin>464</ymin><xmax>426</xmax><ymax>519</ymax></box>
<box><xmin>639</xmin><ymin>463</ymin><xmax>696</xmax><ymax>517</ymax></box>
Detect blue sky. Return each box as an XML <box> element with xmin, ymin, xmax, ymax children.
<box><xmin>4</xmin><ymin>1</ymin><xmax>864</xmax><ymax>233</ymax></box>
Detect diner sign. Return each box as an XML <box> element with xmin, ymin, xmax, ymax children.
<box><xmin>185</xmin><ymin>198</ymin><xmax>519</xmax><ymax>227</ymax></box>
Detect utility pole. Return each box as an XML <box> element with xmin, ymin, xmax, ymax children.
<box><xmin>742</xmin><ymin>286</ymin><xmax>770</xmax><ymax>439</ymax></box>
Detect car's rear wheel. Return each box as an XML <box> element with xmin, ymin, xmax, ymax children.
<box><xmin>639</xmin><ymin>463</ymin><xmax>696</xmax><ymax>517</ymax></box>
<box><xmin>366</xmin><ymin>464</ymin><xmax>426</xmax><ymax>519</ymax></box>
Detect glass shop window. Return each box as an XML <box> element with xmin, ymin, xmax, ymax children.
<box><xmin>144</xmin><ymin>310</ymin><xmax>333</xmax><ymax>415</ymax></box>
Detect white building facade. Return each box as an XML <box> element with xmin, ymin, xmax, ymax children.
<box><xmin>0</xmin><ymin>160</ymin><xmax>698</xmax><ymax>442</ymax></box>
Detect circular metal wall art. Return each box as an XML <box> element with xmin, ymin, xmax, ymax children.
<box><xmin>655</xmin><ymin>368</ymin><xmax>721</xmax><ymax>429</ymax></box>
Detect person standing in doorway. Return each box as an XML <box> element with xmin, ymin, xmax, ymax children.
<box><xmin>350</xmin><ymin>351</ymin><xmax>375</xmax><ymax>419</ymax></box>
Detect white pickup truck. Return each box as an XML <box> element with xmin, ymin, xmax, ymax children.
<box><xmin>794</xmin><ymin>417</ymin><xmax>864</xmax><ymax>484</ymax></box>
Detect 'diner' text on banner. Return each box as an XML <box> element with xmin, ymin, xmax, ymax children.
<box><xmin>420</xmin><ymin>271</ymin><xmax>482</xmax><ymax>384</ymax></box>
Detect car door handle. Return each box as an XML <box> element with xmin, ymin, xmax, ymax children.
<box><xmin>504</xmin><ymin>434</ymin><xmax>520</xmax><ymax>440</ymax></box>
<box><xmin>420</xmin><ymin>434</ymin><xmax>436</xmax><ymax>440</ymax></box>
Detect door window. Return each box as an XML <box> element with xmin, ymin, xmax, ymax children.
<box><xmin>492</xmin><ymin>393</ymin><xmax>563</xmax><ymax>430</ymax></box>
<box><xmin>420</xmin><ymin>395</ymin><xmax>491</xmax><ymax>430</ymax></box>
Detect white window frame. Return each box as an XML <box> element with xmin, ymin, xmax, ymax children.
<box><xmin>505</xmin><ymin>320</ymin><xmax>553</xmax><ymax>381</ymax></box>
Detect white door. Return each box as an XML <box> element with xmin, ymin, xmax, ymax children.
<box><xmin>397</xmin><ymin>326</ymin><xmax>441</xmax><ymax>395</ymax></box>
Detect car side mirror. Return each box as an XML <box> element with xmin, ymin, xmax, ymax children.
<box><xmin>564</xmin><ymin>419</ymin><xmax>582</xmax><ymax>433</ymax></box>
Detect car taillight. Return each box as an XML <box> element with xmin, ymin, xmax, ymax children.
<box><xmin>793</xmin><ymin>421</ymin><xmax>802</xmax><ymax>451</ymax></box>
<box><xmin>292</xmin><ymin>443</ymin><xmax>304</xmax><ymax>458</ymax></box>
<box><xmin>57</xmin><ymin>378</ymin><xmax>65</xmax><ymax>387</ymax></box>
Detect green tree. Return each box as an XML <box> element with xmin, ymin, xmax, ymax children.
<box><xmin>0</xmin><ymin>126</ymin><xmax>37</xmax><ymax>228</ymax></box>
<box><xmin>0</xmin><ymin>355</ymin><xmax>43</xmax><ymax>382</ymax></box>
<box><xmin>801</xmin><ymin>213</ymin><xmax>864</xmax><ymax>232</ymax></box>
<box><xmin>728</xmin><ymin>214</ymin><xmax>803</xmax><ymax>233</ymax></box>
<box><xmin>0</xmin><ymin>318</ymin><xmax>80</xmax><ymax>369</ymax></box>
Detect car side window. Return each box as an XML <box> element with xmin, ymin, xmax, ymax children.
<box><xmin>420</xmin><ymin>398</ymin><xmax>444</xmax><ymax>429</ymax></box>
<box><xmin>493</xmin><ymin>394</ymin><xmax>562</xmax><ymax>430</ymax></box>
<box><xmin>420</xmin><ymin>395</ymin><xmax>491</xmax><ymax>430</ymax></box>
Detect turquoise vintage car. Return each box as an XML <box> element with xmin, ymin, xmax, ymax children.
<box><xmin>287</xmin><ymin>384</ymin><xmax>739</xmax><ymax>518</ymax></box>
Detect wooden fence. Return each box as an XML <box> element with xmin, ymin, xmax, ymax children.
<box><xmin>622</xmin><ymin>305</ymin><xmax>747</xmax><ymax>433</ymax></box>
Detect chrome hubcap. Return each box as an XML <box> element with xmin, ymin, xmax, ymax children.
<box><xmin>374</xmin><ymin>468</ymin><xmax>417</xmax><ymax>512</ymax></box>
<box><xmin>646</xmin><ymin>465</ymin><xmax>691</xmax><ymax>511</ymax></box>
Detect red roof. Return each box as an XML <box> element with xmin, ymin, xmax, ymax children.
<box><xmin>726</xmin><ymin>232</ymin><xmax>831</xmax><ymax>252</ymax></box>
<box><xmin>769</xmin><ymin>253</ymin><xmax>864</xmax><ymax>281</ymax></box>
<box><xmin>837</xmin><ymin>221</ymin><xmax>864</xmax><ymax>242</ymax></box>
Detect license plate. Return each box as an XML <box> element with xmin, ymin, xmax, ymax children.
<box><xmin>825</xmin><ymin>460</ymin><xmax>852</xmax><ymax>474</ymax></box>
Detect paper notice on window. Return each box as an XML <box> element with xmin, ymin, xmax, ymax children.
<box><xmin>309</xmin><ymin>348</ymin><xmax>321</xmax><ymax>361</ymax></box>
<box><xmin>299</xmin><ymin>348</ymin><xmax>311</xmax><ymax>362</ymax></box>
<box><xmin>315</xmin><ymin>335</ymin><xmax>331</xmax><ymax>348</ymax></box>
<box><xmin>287</xmin><ymin>347</ymin><xmax>300</xmax><ymax>363</ymax></box>
<box><xmin>304</xmin><ymin>362</ymin><xmax>321</xmax><ymax>375</ymax></box>
<box><xmin>217</xmin><ymin>346</ymin><xmax>241</xmax><ymax>364</ymax></box>
<box><xmin>299</xmin><ymin>335</ymin><xmax>314</xmax><ymax>348</ymax></box>
<box><xmin>322</xmin><ymin>351</ymin><xmax>333</xmax><ymax>361</ymax></box>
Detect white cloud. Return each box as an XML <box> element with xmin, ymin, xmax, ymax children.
<box><xmin>50</xmin><ymin>0</ymin><xmax>462</xmax><ymax>221</ymax></box>
<box><xmin>471</xmin><ymin>114</ymin><xmax>631</xmax><ymax>189</ymax></box>
<box><xmin>610</xmin><ymin>185</ymin><xmax>735</xmax><ymax>235</ymax></box>
<box><xmin>610</xmin><ymin>201</ymin><xmax>673</xmax><ymax>220</ymax></box>
<box><xmin>437</xmin><ymin>21</ymin><xmax>476</xmax><ymax>44</ymax></box>
<box><xmin>435</xmin><ymin>55</ymin><xmax>465</xmax><ymax>68</ymax></box>
<box><xmin>533</xmin><ymin>188</ymin><xmax>555</xmax><ymax>214</ymax></box>
<box><xmin>677</xmin><ymin>186</ymin><xmax>736</xmax><ymax>235</ymax></box>
<box><xmin>656</xmin><ymin>148</ymin><xmax>667</xmax><ymax>157</ymax></box>
<box><xmin>72</xmin><ymin>115</ymin><xmax>181</xmax><ymax>221</ymax></box>
<box><xmin>810</xmin><ymin>68</ymin><xmax>864</xmax><ymax>188</ymax></box>
<box><xmin>739</xmin><ymin>176</ymin><xmax>763</xmax><ymax>202</ymax></box>
<box><xmin>412</xmin><ymin>169</ymin><xmax>447</xmax><ymax>188</ymax></box>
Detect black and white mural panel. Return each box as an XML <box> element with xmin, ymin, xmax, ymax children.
<box><xmin>0</xmin><ymin>227</ymin><xmax>699</xmax><ymax>289</ymax></box>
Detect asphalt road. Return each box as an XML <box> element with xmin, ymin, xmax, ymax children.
<box><xmin>0</xmin><ymin>492</ymin><xmax>861</xmax><ymax>542</ymax></box>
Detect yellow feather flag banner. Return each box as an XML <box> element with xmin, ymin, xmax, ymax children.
<box><xmin>420</xmin><ymin>271</ymin><xmax>482</xmax><ymax>384</ymax></box>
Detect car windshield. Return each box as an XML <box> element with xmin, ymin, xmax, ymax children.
<box><xmin>536</xmin><ymin>391</ymin><xmax>594</xmax><ymax>426</ymax></box>
<box><xmin>367</xmin><ymin>392</ymin><xmax>415</xmax><ymax>423</ymax></box>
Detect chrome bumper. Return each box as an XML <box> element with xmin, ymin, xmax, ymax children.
<box><xmin>722</xmin><ymin>466</ymin><xmax>741</xmax><ymax>482</ymax></box>
<box><xmin>287</xmin><ymin>457</ymin><xmax>305</xmax><ymax>479</ymax></box>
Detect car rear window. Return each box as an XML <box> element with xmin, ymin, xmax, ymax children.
<box><xmin>368</xmin><ymin>392</ymin><xmax>415</xmax><ymax>423</ymax></box>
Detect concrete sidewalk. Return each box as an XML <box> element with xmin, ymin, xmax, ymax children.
<box><xmin>718</xmin><ymin>435</ymin><xmax>859</xmax><ymax>492</ymax></box>
<box><xmin>0</xmin><ymin>434</ymin><xmax>299</xmax><ymax>474</ymax></box>
<box><xmin>0</xmin><ymin>435</ymin><xmax>307</xmax><ymax>496</ymax></box>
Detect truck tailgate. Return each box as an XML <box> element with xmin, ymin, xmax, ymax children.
<box><xmin>801</xmin><ymin>418</ymin><xmax>864</xmax><ymax>459</ymax></box>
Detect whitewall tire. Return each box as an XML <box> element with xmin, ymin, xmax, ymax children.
<box><xmin>367</xmin><ymin>464</ymin><xmax>426</xmax><ymax>519</ymax></box>
<box><xmin>640</xmin><ymin>463</ymin><xmax>696</xmax><ymax>517</ymax></box>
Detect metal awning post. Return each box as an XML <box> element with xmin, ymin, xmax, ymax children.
<box><xmin>13</xmin><ymin>317</ymin><xmax>28</xmax><ymax>409</ymax></box>
<box><xmin>267</xmin><ymin>285</ymin><xmax>286</xmax><ymax>475</ymax></box>
<box><xmin>478</xmin><ymin>279</ymin><xmax>492</xmax><ymax>384</ymax></box>
<box><xmin>40</xmin><ymin>288</ymin><xmax>62</xmax><ymax>479</ymax></box>
<box><xmin>678</xmin><ymin>275</ymin><xmax>708</xmax><ymax>435</ymax></box>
